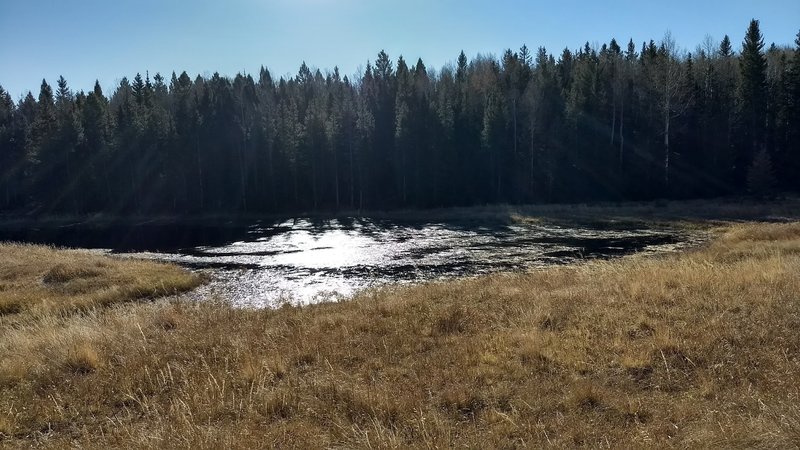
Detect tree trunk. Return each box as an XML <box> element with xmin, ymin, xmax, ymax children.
<box><xmin>292</xmin><ymin>165</ymin><xmax>299</xmax><ymax>206</ymax></box>
<box><xmin>197</xmin><ymin>134</ymin><xmax>204</xmax><ymax>211</ymax></box>
<box><xmin>349</xmin><ymin>133</ymin><xmax>354</xmax><ymax>208</ymax></box>
<box><xmin>664</xmin><ymin>108</ymin><xmax>671</xmax><ymax>188</ymax></box>
<box><xmin>104</xmin><ymin>172</ymin><xmax>112</xmax><ymax>211</ymax></box>
<box><xmin>619</xmin><ymin>95</ymin><xmax>624</xmax><ymax>171</ymax></box>
<box><xmin>529</xmin><ymin>118</ymin><xmax>535</xmax><ymax>198</ymax></box>
<box><xmin>402</xmin><ymin>145</ymin><xmax>407</xmax><ymax>205</ymax></box>
<box><xmin>513</xmin><ymin>99</ymin><xmax>518</xmax><ymax>156</ymax></box>
<box><xmin>310</xmin><ymin>140</ymin><xmax>318</xmax><ymax>210</ymax></box>
<box><xmin>497</xmin><ymin>154</ymin><xmax>502</xmax><ymax>202</ymax></box>
<box><xmin>311</xmin><ymin>166</ymin><xmax>318</xmax><ymax>210</ymax></box>
<box><xmin>66</xmin><ymin>150</ymin><xmax>78</xmax><ymax>215</ymax></box>
<box><xmin>268</xmin><ymin>143</ymin><xmax>276</xmax><ymax>210</ymax></box>
<box><xmin>239</xmin><ymin>140</ymin><xmax>247</xmax><ymax>212</ymax></box>
<box><xmin>181</xmin><ymin>171</ymin><xmax>188</xmax><ymax>213</ymax></box>
<box><xmin>334</xmin><ymin>146</ymin><xmax>340</xmax><ymax>210</ymax></box>
<box><xmin>358</xmin><ymin>139</ymin><xmax>364</xmax><ymax>211</ymax></box>
<box><xmin>610</xmin><ymin>98</ymin><xmax>616</xmax><ymax>146</ymax></box>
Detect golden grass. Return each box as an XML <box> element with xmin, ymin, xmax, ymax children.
<box><xmin>0</xmin><ymin>243</ymin><xmax>202</xmax><ymax>316</ymax></box>
<box><xmin>1</xmin><ymin>222</ymin><xmax>800</xmax><ymax>448</ymax></box>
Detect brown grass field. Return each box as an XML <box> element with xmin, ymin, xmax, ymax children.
<box><xmin>1</xmin><ymin>219</ymin><xmax>799</xmax><ymax>448</ymax></box>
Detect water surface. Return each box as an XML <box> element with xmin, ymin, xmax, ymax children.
<box><xmin>1</xmin><ymin>217</ymin><xmax>696</xmax><ymax>307</ymax></box>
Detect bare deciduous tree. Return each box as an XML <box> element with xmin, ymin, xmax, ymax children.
<box><xmin>656</xmin><ymin>31</ymin><xmax>693</xmax><ymax>187</ymax></box>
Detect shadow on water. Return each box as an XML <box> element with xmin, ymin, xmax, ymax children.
<box><xmin>0</xmin><ymin>223</ymin><xmax>252</xmax><ymax>253</ymax></box>
<box><xmin>0</xmin><ymin>217</ymin><xmax>692</xmax><ymax>307</ymax></box>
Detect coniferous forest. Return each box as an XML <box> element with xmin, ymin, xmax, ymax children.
<box><xmin>1</xmin><ymin>20</ymin><xmax>799</xmax><ymax>215</ymax></box>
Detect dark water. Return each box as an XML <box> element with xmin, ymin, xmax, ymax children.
<box><xmin>0</xmin><ymin>217</ymin><xmax>696</xmax><ymax>307</ymax></box>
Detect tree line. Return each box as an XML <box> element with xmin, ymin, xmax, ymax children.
<box><xmin>1</xmin><ymin>19</ymin><xmax>798</xmax><ymax>215</ymax></box>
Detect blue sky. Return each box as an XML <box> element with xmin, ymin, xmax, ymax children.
<box><xmin>1</xmin><ymin>0</ymin><xmax>798</xmax><ymax>100</ymax></box>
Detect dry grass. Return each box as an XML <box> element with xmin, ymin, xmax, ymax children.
<box><xmin>0</xmin><ymin>243</ymin><xmax>202</xmax><ymax>316</ymax></box>
<box><xmin>1</xmin><ymin>222</ymin><xmax>800</xmax><ymax>448</ymax></box>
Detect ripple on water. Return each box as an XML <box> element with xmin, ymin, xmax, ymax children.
<box><xmin>0</xmin><ymin>216</ymin><xmax>698</xmax><ymax>307</ymax></box>
<box><xmin>106</xmin><ymin>219</ymin><xmax>695</xmax><ymax>307</ymax></box>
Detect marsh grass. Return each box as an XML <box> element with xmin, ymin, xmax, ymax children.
<box><xmin>1</xmin><ymin>222</ymin><xmax>800</xmax><ymax>448</ymax></box>
<box><xmin>0</xmin><ymin>243</ymin><xmax>201</xmax><ymax>316</ymax></box>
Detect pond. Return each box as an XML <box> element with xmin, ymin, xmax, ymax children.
<box><xmin>0</xmin><ymin>216</ymin><xmax>698</xmax><ymax>307</ymax></box>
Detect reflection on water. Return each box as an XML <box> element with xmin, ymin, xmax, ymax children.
<box><xmin>0</xmin><ymin>217</ymin><xmax>694</xmax><ymax>307</ymax></box>
<box><xmin>95</xmin><ymin>218</ymin><xmax>690</xmax><ymax>307</ymax></box>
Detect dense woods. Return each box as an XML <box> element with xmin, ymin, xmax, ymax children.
<box><xmin>1</xmin><ymin>20</ymin><xmax>798</xmax><ymax>215</ymax></box>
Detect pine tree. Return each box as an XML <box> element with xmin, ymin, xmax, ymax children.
<box><xmin>354</xmin><ymin>92</ymin><xmax>374</xmax><ymax>209</ymax></box>
<box><xmin>28</xmin><ymin>80</ymin><xmax>58</xmax><ymax>206</ymax></box>
<box><xmin>52</xmin><ymin>76</ymin><xmax>83</xmax><ymax>212</ymax></box>
<box><xmin>375</xmin><ymin>50</ymin><xmax>393</xmax><ymax>81</ymax></box>
<box><xmin>785</xmin><ymin>30</ymin><xmax>800</xmax><ymax>189</ymax></box>
<box><xmin>81</xmin><ymin>81</ymin><xmax>110</xmax><ymax>209</ymax></box>
<box><xmin>481</xmin><ymin>74</ymin><xmax>505</xmax><ymax>202</ymax></box>
<box><xmin>394</xmin><ymin>56</ymin><xmax>412</xmax><ymax>204</ymax></box>
<box><xmin>2</xmin><ymin>20</ymin><xmax>799</xmax><ymax>215</ymax></box>
<box><xmin>719</xmin><ymin>35</ymin><xmax>733</xmax><ymax>57</ymax></box>
<box><xmin>0</xmin><ymin>85</ymin><xmax>22</xmax><ymax>208</ymax></box>
<box><xmin>456</xmin><ymin>51</ymin><xmax>468</xmax><ymax>83</ymax></box>
<box><xmin>736</xmin><ymin>19</ymin><xmax>768</xmax><ymax>186</ymax></box>
<box><xmin>132</xmin><ymin>73</ymin><xmax>146</xmax><ymax>106</ymax></box>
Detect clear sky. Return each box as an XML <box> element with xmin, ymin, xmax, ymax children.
<box><xmin>1</xmin><ymin>0</ymin><xmax>798</xmax><ymax>100</ymax></box>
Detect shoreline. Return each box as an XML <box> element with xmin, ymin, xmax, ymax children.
<box><xmin>1</xmin><ymin>196</ymin><xmax>799</xmax><ymax>230</ymax></box>
<box><xmin>2</xmin><ymin>216</ymin><xmax>800</xmax><ymax>447</ymax></box>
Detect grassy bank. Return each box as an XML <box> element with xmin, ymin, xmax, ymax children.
<box><xmin>1</xmin><ymin>222</ymin><xmax>800</xmax><ymax>448</ymax></box>
<box><xmin>0</xmin><ymin>244</ymin><xmax>202</xmax><ymax>316</ymax></box>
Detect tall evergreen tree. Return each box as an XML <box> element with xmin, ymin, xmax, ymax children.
<box><xmin>736</xmin><ymin>19</ymin><xmax>768</xmax><ymax>183</ymax></box>
<box><xmin>81</xmin><ymin>81</ymin><xmax>111</xmax><ymax>209</ymax></box>
<box><xmin>0</xmin><ymin>20</ymin><xmax>797</xmax><ymax>216</ymax></box>
<box><xmin>0</xmin><ymin>86</ymin><xmax>23</xmax><ymax>208</ymax></box>
<box><xmin>785</xmin><ymin>30</ymin><xmax>800</xmax><ymax>189</ymax></box>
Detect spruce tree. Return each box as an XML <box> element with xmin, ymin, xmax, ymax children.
<box><xmin>81</xmin><ymin>81</ymin><xmax>110</xmax><ymax>209</ymax></box>
<box><xmin>456</xmin><ymin>51</ymin><xmax>468</xmax><ymax>83</ymax></box>
<box><xmin>2</xmin><ymin>20</ymin><xmax>799</xmax><ymax>215</ymax></box>
<box><xmin>0</xmin><ymin>86</ymin><xmax>20</xmax><ymax>208</ymax></box>
<box><xmin>394</xmin><ymin>56</ymin><xmax>412</xmax><ymax>204</ymax></box>
<box><xmin>786</xmin><ymin>30</ymin><xmax>800</xmax><ymax>189</ymax></box>
<box><xmin>737</xmin><ymin>19</ymin><xmax>768</xmax><ymax>186</ymax></box>
<box><xmin>53</xmin><ymin>76</ymin><xmax>83</xmax><ymax>212</ymax></box>
<box><xmin>719</xmin><ymin>35</ymin><xmax>733</xmax><ymax>57</ymax></box>
<box><xmin>132</xmin><ymin>73</ymin><xmax>146</xmax><ymax>106</ymax></box>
